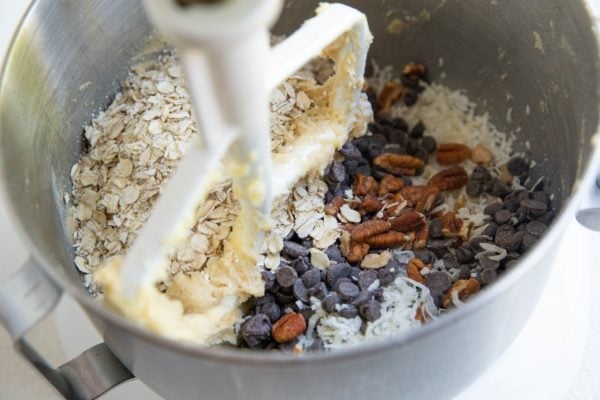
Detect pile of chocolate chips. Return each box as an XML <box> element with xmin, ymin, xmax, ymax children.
<box><xmin>238</xmin><ymin>63</ymin><xmax>555</xmax><ymax>352</ymax></box>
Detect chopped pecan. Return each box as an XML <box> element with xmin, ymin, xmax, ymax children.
<box><xmin>362</xmin><ymin>194</ymin><xmax>383</xmax><ymax>213</ymax></box>
<box><xmin>471</xmin><ymin>144</ymin><xmax>494</xmax><ymax>166</ymax></box>
<box><xmin>402</xmin><ymin>63</ymin><xmax>428</xmax><ymax>79</ymax></box>
<box><xmin>378</xmin><ymin>174</ymin><xmax>405</xmax><ymax>196</ymax></box>
<box><xmin>441</xmin><ymin>211</ymin><xmax>463</xmax><ymax>237</ymax></box>
<box><xmin>399</xmin><ymin>185</ymin><xmax>440</xmax><ymax>213</ymax></box>
<box><xmin>353</xmin><ymin>173</ymin><xmax>379</xmax><ymax>197</ymax></box>
<box><xmin>272</xmin><ymin>312</ymin><xmax>307</xmax><ymax>343</ymax></box>
<box><xmin>325</xmin><ymin>196</ymin><xmax>345</xmax><ymax>216</ymax></box>
<box><xmin>373</xmin><ymin>153</ymin><xmax>424</xmax><ymax>176</ymax></box>
<box><xmin>428</xmin><ymin>166</ymin><xmax>469</xmax><ymax>191</ymax></box>
<box><xmin>415</xmin><ymin>305</ymin><xmax>429</xmax><ymax>322</ymax></box>
<box><xmin>365</xmin><ymin>231</ymin><xmax>408</xmax><ymax>249</ymax></box>
<box><xmin>377</xmin><ymin>81</ymin><xmax>404</xmax><ymax>111</ymax></box>
<box><xmin>406</xmin><ymin>258</ymin><xmax>426</xmax><ymax>284</ymax></box>
<box><xmin>378</xmin><ymin>199</ymin><xmax>408</xmax><ymax>219</ymax></box>
<box><xmin>436</xmin><ymin>143</ymin><xmax>471</xmax><ymax>165</ymax></box>
<box><xmin>390</xmin><ymin>210</ymin><xmax>426</xmax><ymax>232</ymax></box>
<box><xmin>414</xmin><ymin>223</ymin><xmax>429</xmax><ymax>250</ymax></box>
<box><xmin>351</xmin><ymin>219</ymin><xmax>392</xmax><ymax>242</ymax></box>
<box><xmin>443</xmin><ymin>278</ymin><xmax>480</xmax><ymax>308</ymax></box>
<box><xmin>346</xmin><ymin>241</ymin><xmax>370</xmax><ymax>263</ymax></box>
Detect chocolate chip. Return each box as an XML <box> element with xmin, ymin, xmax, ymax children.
<box><xmin>254</xmin><ymin>294</ymin><xmax>275</xmax><ymax>307</ymax></box>
<box><xmin>358</xmin><ymin>270</ymin><xmax>378</xmax><ymax>291</ymax></box>
<box><xmin>515</xmin><ymin>207</ymin><xmax>528</xmax><ymax>223</ymax></box>
<box><xmin>466</xmin><ymin>180</ymin><xmax>482</xmax><ymax>197</ymax></box>
<box><xmin>359</xmin><ymin>299</ymin><xmax>382</xmax><ymax>322</ymax></box>
<box><xmin>338</xmin><ymin>305</ymin><xmax>359</xmax><ymax>319</ymax></box>
<box><xmin>479</xmin><ymin>254</ymin><xmax>500</xmax><ymax>270</ymax></box>
<box><xmin>412</xmin><ymin>250</ymin><xmax>435</xmax><ymax>265</ymax></box>
<box><xmin>325</xmin><ymin>263</ymin><xmax>351</xmax><ymax>288</ymax></box>
<box><xmin>339</xmin><ymin>142</ymin><xmax>362</xmax><ymax>159</ymax></box>
<box><xmin>484</xmin><ymin>202</ymin><xmax>503</xmax><ymax>215</ymax></box>
<box><xmin>520</xmin><ymin>199</ymin><xmax>547</xmax><ymax>217</ymax></box>
<box><xmin>392</xmin><ymin>117</ymin><xmax>409</xmax><ymax>132</ymax></box>
<box><xmin>276</xmin><ymin>292</ymin><xmax>295</xmax><ymax>305</ymax></box>
<box><xmin>323</xmin><ymin>293</ymin><xmax>340</xmax><ymax>313</ymax></box>
<box><xmin>326</xmin><ymin>162</ymin><xmax>347</xmax><ymax>184</ymax></box>
<box><xmin>471</xmin><ymin>166</ymin><xmax>492</xmax><ymax>182</ymax></box>
<box><xmin>404</xmin><ymin>90</ymin><xmax>418</xmax><ymax>106</ymax></box>
<box><xmin>383</xmin><ymin>143</ymin><xmax>407</xmax><ymax>155</ymax></box>
<box><xmin>405</xmin><ymin>138</ymin><xmax>420</xmax><ymax>155</ymax></box>
<box><xmin>455</xmin><ymin>246</ymin><xmax>475</xmax><ymax>263</ymax></box>
<box><xmin>293</xmin><ymin>279</ymin><xmax>309</xmax><ymax>303</ymax></box>
<box><xmin>371</xmin><ymin>133</ymin><xmax>388</xmax><ymax>147</ymax></box>
<box><xmin>410</xmin><ymin>121</ymin><xmax>425</xmax><ymax>138</ymax></box>
<box><xmin>351</xmin><ymin>290</ymin><xmax>372</xmax><ymax>307</ymax></box>
<box><xmin>491</xmin><ymin>180</ymin><xmax>511</xmax><ymax>197</ymax></box>
<box><xmin>336</xmin><ymin>281</ymin><xmax>360</xmax><ymax>301</ymax></box>
<box><xmin>240</xmin><ymin>314</ymin><xmax>272</xmax><ymax>349</ymax></box>
<box><xmin>413</xmin><ymin>147</ymin><xmax>429</xmax><ymax>163</ymax></box>
<box><xmin>482</xmin><ymin>222</ymin><xmax>498</xmax><ymax>238</ymax></box>
<box><xmin>301</xmin><ymin>269</ymin><xmax>321</xmax><ymax>288</ymax></box>
<box><xmin>292</xmin><ymin>257</ymin><xmax>309</xmax><ymax>275</ymax></box>
<box><xmin>377</xmin><ymin>265</ymin><xmax>397</xmax><ymax>286</ymax></box>
<box><xmin>425</xmin><ymin>272</ymin><xmax>452</xmax><ymax>307</ymax></box>
<box><xmin>372</xmin><ymin>287</ymin><xmax>385</xmax><ymax>302</ymax></box>
<box><xmin>283</xmin><ymin>241</ymin><xmax>309</xmax><ymax>258</ymax></box>
<box><xmin>429</xmin><ymin>218</ymin><xmax>443</xmax><ymax>238</ymax></box>
<box><xmin>324</xmin><ymin>246</ymin><xmax>345</xmax><ymax>263</ymax></box>
<box><xmin>307</xmin><ymin>282</ymin><xmax>328</xmax><ymax>300</ymax></box>
<box><xmin>494</xmin><ymin>209</ymin><xmax>512</xmax><ymax>225</ymax></box>
<box><xmin>507</xmin><ymin>157</ymin><xmax>529</xmax><ymax>176</ymax></box>
<box><xmin>530</xmin><ymin>191</ymin><xmax>550</xmax><ymax>206</ymax></box>
<box><xmin>458</xmin><ymin>265</ymin><xmax>472</xmax><ymax>280</ymax></box>
<box><xmin>261</xmin><ymin>303</ymin><xmax>281</xmax><ymax>323</ymax></box>
<box><xmin>504</xmin><ymin>260</ymin><xmax>519</xmax><ymax>270</ymax></box>
<box><xmin>521</xmin><ymin>233</ymin><xmax>538</xmax><ymax>251</ymax></box>
<box><xmin>276</xmin><ymin>266</ymin><xmax>297</xmax><ymax>288</ymax></box>
<box><xmin>355</xmin><ymin>165</ymin><xmax>372</xmax><ymax>176</ymax></box>
<box><xmin>299</xmin><ymin>308</ymin><xmax>315</xmax><ymax>322</ymax></box>
<box><xmin>261</xmin><ymin>271</ymin><xmax>275</xmax><ymax>290</ymax></box>
<box><xmin>479</xmin><ymin>268</ymin><xmax>497</xmax><ymax>285</ymax></box>
<box><xmin>494</xmin><ymin>226</ymin><xmax>523</xmax><ymax>252</ymax></box>
<box><xmin>421</xmin><ymin>135</ymin><xmax>437</xmax><ymax>154</ymax></box>
<box><xmin>526</xmin><ymin>221</ymin><xmax>547</xmax><ymax>237</ymax></box>
<box><xmin>442</xmin><ymin>253</ymin><xmax>459</xmax><ymax>270</ymax></box>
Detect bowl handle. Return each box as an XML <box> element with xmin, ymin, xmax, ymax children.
<box><xmin>0</xmin><ymin>258</ymin><xmax>133</xmax><ymax>399</ymax></box>
<box><xmin>576</xmin><ymin>174</ymin><xmax>600</xmax><ymax>231</ymax></box>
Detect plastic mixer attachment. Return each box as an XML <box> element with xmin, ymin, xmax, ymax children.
<box><xmin>118</xmin><ymin>0</ymin><xmax>372</xmax><ymax>299</ymax></box>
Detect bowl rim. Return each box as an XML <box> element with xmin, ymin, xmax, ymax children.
<box><xmin>1</xmin><ymin>0</ymin><xmax>600</xmax><ymax>366</ymax></box>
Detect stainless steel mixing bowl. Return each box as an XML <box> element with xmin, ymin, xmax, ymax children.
<box><xmin>1</xmin><ymin>0</ymin><xmax>600</xmax><ymax>399</ymax></box>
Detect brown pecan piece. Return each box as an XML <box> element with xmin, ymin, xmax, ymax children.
<box><xmin>399</xmin><ymin>185</ymin><xmax>440</xmax><ymax>213</ymax></box>
<box><xmin>362</xmin><ymin>194</ymin><xmax>383</xmax><ymax>213</ymax></box>
<box><xmin>353</xmin><ymin>173</ymin><xmax>379</xmax><ymax>197</ymax></box>
<box><xmin>378</xmin><ymin>174</ymin><xmax>405</xmax><ymax>196</ymax></box>
<box><xmin>428</xmin><ymin>166</ymin><xmax>469</xmax><ymax>191</ymax></box>
<box><xmin>436</xmin><ymin>143</ymin><xmax>472</xmax><ymax>165</ymax></box>
<box><xmin>373</xmin><ymin>153</ymin><xmax>425</xmax><ymax>176</ymax></box>
<box><xmin>402</xmin><ymin>63</ymin><xmax>428</xmax><ymax>80</ymax></box>
<box><xmin>351</xmin><ymin>219</ymin><xmax>392</xmax><ymax>242</ymax></box>
<box><xmin>378</xmin><ymin>199</ymin><xmax>408</xmax><ymax>219</ymax></box>
<box><xmin>406</xmin><ymin>258</ymin><xmax>427</xmax><ymax>284</ymax></box>
<box><xmin>441</xmin><ymin>211</ymin><xmax>463</xmax><ymax>237</ymax></box>
<box><xmin>325</xmin><ymin>196</ymin><xmax>345</xmax><ymax>216</ymax></box>
<box><xmin>272</xmin><ymin>312</ymin><xmax>307</xmax><ymax>343</ymax></box>
<box><xmin>471</xmin><ymin>144</ymin><xmax>494</xmax><ymax>166</ymax></box>
<box><xmin>390</xmin><ymin>210</ymin><xmax>425</xmax><ymax>232</ymax></box>
<box><xmin>443</xmin><ymin>278</ymin><xmax>480</xmax><ymax>308</ymax></box>
<box><xmin>346</xmin><ymin>241</ymin><xmax>370</xmax><ymax>263</ymax></box>
<box><xmin>365</xmin><ymin>231</ymin><xmax>408</xmax><ymax>249</ymax></box>
<box><xmin>377</xmin><ymin>81</ymin><xmax>404</xmax><ymax>111</ymax></box>
<box><xmin>414</xmin><ymin>223</ymin><xmax>429</xmax><ymax>250</ymax></box>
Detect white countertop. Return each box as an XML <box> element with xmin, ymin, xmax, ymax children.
<box><xmin>1</xmin><ymin>1</ymin><xmax>599</xmax><ymax>399</ymax></box>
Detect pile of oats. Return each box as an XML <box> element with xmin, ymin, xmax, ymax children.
<box><xmin>68</xmin><ymin>52</ymin><xmax>340</xmax><ymax>292</ymax></box>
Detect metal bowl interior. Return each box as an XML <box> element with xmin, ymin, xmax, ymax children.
<box><xmin>0</xmin><ymin>0</ymin><xmax>599</xmax><ymax>363</ymax></box>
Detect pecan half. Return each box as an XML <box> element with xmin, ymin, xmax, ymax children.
<box><xmin>365</xmin><ymin>231</ymin><xmax>408</xmax><ymax>249</ymax></box>
<box><xmin>443</xmin><ymin>278</ymin><xmax>480</xmax><ymax>308</ymax></box>
<box><xmin>373</xmin><ymin>153</ymin><xmax>424</xmax><ymax>176</ymax></box>
<box><xmin>353</xmin><ymin>173</ymin><xmax>379</xmax><ymax>197</ymax></box>
<box><xmin>377</xmin><ymin>81</ymin><xmax>404</xmax><ymax>111</ymax></box>
<box><xmin>436</xmin><ymin>143</ymin><xmax>471</xmax><ymax>165</ymax></box>
<box><xmin>351</xmin><ymin>219</ymin><xmax>392</xmax><ymax>242</ymax></box>
<box><xmin>399</xmin><ymin>185</ymin><xmax>440</xmax><ymax>213</ymax></box>
<box><xmin>406</xmin><ymin>258</ymin><xmax>426</xmax><ymax>284</ymax></box>
<box><xmin>272</xmin><ymin>312</ymin><xmax>307</xmax><ymax>343</ymax></box>
<box><xmin>378</xmin><ymin>174</ymin><xmax>405</xmax><ymax>196</ymax></box>
<box><xmin>378</xmin><ymin>199</ymin><xmax>408</xmax><ymax>219</ymax></box>
<box><xmin>362</xmin><ymin>194</ymin><xmax>383</xmax><ymax>213</ymax></box>
<box><xmin>390</xmin><ymin>210</ymin><xmax>426</xmax><ymax>232</ymax></box>
<box><xmin>428</xmin><ymin>166</ymin><xmax>469</xmax><ymax>191</ymax></box>
<box><xmin>325</xmin><ymin>196</ymin><xmax>344</xmax><ymax>216</ymax></box>
<box><xmin>414</xmin><ymin>223</ymin><xmax>429</xmax><ymax>250</ymax></box>
<box><xmin>346</xmin><ymin>241</ymin><xmax>370</xmax><ymax>263</ymax></box>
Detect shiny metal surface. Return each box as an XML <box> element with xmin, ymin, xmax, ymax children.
<box><xmin>0</xmin><ymin>0</ymin><xmax>599</xmax><ymax>399</ymax></box>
